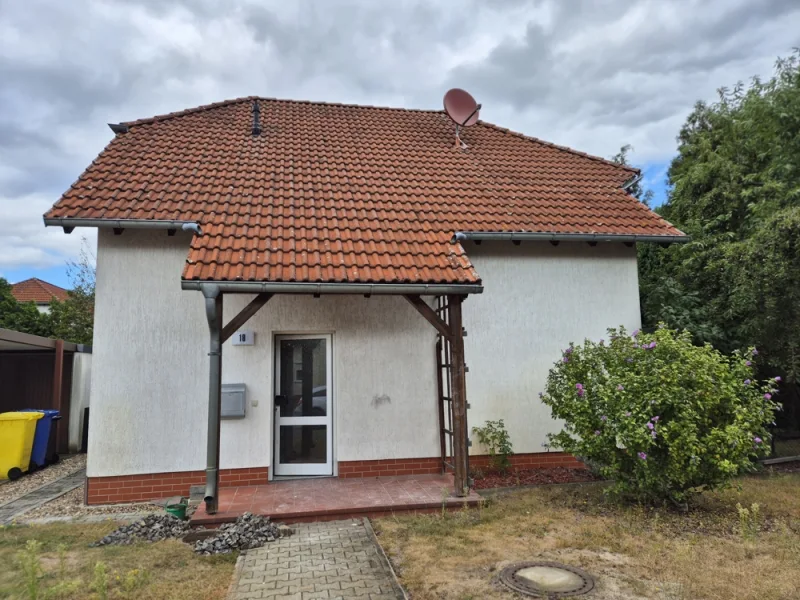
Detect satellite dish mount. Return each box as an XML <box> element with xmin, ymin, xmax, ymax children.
<box><xmin>443</xmin><ymin>88</ymin><xmax>481</xmax><ymax>149</ymax></box>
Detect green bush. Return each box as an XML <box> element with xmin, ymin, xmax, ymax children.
<box><xmin>539</xmin><ymin>326</ymin><xmax>780</xmax><ymax>505</ymax></box>
<box><xmin>472</xmin><ymin>420</ymin><xmax>514</xmax><ymax>474</ymax></box>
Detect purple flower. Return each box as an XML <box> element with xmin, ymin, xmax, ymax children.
<box><xmin>599</xmin><ymin>339</ymin><xmax>605</xmax><ymax>345</ymax></box>
<box><xmin>744</xmin><ymin>379</ymin><xmax>751</xmax><ymax>386</ymax></box>
<box><xmin>564</xmin><ymin>347</ymin><xmax>574</xmax><ymax>355</ymax></box>
<box><xmin>625</xmin><ymin>411</ymin><xmax>631</xmax><ymax>417</ymax></box>
<box><xmin>754</xmin><ymin>437</ymin><xmax>763</xmax><ymax>444</ymax></box>
<box><xmin>745</xmin><ymin>360</ymin><xmax>752</xmax><ymax>367</ymax></box>
<box><xmin>647</xmin><ymin>422</ymin><xmax>655</xmax><ymax>430</ymax></box>
<box><xmin>752</xmin><ymin>348</ymin><xmax>759</xmax><ymax>356</ymax></box>
<box><xmin>575</xmin><ymin>383</ymin><xmax>585</xmax><ymax>397</ymax></box>
<box><xmin>638</xmin><ymin>452</ymin><xmax>647</xmax><ymax>460</ymax></box>
<box><xmin>764</xmin><ymin>393</ymin><xmax>772</xmax><ymax>400</ymax></box>
<box><xmin>647</xmin><ymin>341</ymin><xmax>657</xmax><ymax>349</ymax></box>
<box><xmin>538</xmin><ymin>392</ymin><xmax>543</xmax><ymax>398</ymax></box>
<box><xmin>594</xmin><ymin>430</ymin><xmax>601</xmax><ymax>436</ymax></box>
<box><xmin>775</xmin><ymin>376</ymin><xmax>782</xmax><ymax>382</ymax></box>
<box><xmin>651</xmin><ymin>416</ymin><xmax>660</xmax><ymax>422</ymax></box>
<box><xmin>563</xmin><ymin>356</ymin><xmax>569</xmax><ymax>363</ymax></box>
<box><xmin>651</xmin><ymin>430</ymin><xmax>658</xmax><ymax>439</ymax></box>
<box><xmin>617</xmin><ymin>384</ymin><xmax>624</xmax><ymax>391</ymax></box>
<box><xmin>601</xmin><ymin>415</ymin><xmax>608</xmax><ymax>422</ymax></box>
<box><xmin>632</xmin><ymin>329</ymin><xmax>640</xmax><ymax>337</ymax></box>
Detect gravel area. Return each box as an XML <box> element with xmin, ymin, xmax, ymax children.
<box><xmin>22</xmin><ymin>484</ymin><xmax>162</xmax><ymax>520</ymax></box>
<box><xmin>0</xmin><ymin>454</ymin><xmax>86</xmax><ymax>506</ymax></box>
<box><xmin>194</xmin><ymin>513</ymin><xmax>289</xmax><ymax>555</ymax></box>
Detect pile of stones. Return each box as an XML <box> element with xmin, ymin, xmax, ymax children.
<box><xmin>90</xmin><ymin>513</ymin><xmax>189</xmax><ymax>546</ymax></box>
<box><xmin>193</xmin><ymin>512</ymin><xmax>290</xmax><ymax>555</ymax></box>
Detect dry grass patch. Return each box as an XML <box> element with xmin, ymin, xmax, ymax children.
<box><xmin>374</xmin><ymin>473</ymin><xmax>800</xmax><ymax>600</ymax></box>
<box><xmin>0</xmin><ymin>520</ymin><xmax>236</xmax><ymax>599</ymax></box>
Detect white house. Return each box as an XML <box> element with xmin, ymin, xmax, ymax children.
<box><xmin>44</xmin><ymin>96</ymin><xmax>686</xmax><ymax>509</ymax></box>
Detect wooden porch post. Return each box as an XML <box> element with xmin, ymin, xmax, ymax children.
<box><xmin>51</xmin><ymin>339</ymin><xmax>64</xmax><ymax>452</ymax></box>
<box><xmin>447</xmin><ymin>295</ymin><xmax>470</xmax><ymax>496</ymax></box>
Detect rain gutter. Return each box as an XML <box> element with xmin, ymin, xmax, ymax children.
<box><xmin>451</xmin><ymin>231</ymin><xmax>689</xmax><ymax>244</ymax></box>
<box><xmin>43</xmin><ymin>218</ymin><xmax>202</xmax><ymax>235</ymax></box>
<box><xmin>182</xmin><ymin>281</ymin><xmax>484</xmax><ymax>295</ymax></box>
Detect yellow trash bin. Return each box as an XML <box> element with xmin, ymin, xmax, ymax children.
<box><xmin>0</xmin><ymin>412</ymin><xmax>44</xmax><ymax>480</ymax></box>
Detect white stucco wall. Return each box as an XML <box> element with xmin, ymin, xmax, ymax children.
<box><xmin>88</xmin><ymin>231</ymin><xmax>640</xmax><ymax>477</ymax></box>
<box><xmin>68</xmin><ymin>352</ymin><xmax>92</xmax><ymax>452</ymax></box>
<box><xmin>88</xmin><ymin>229</ymin><xmax>439</xmax><ymax>477</ymax></box>
<box><xmin>463</xmin><ymin>241</ymin><xmax>641</xmax><ymax>454</ymax></box>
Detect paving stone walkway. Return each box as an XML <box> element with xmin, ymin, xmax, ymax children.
<box><xmin>230</xmin><ymin>518</ymin><xmax>405</xmax><ymax>600</ymax></box>
<box><xmin>0</xmin><ymin>469</ymin><xmax>85</xmax><ymax>524</ymax></box>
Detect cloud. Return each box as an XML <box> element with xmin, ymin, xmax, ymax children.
<box><xmin>0</xmin><ymin>0</ymin><xmax>797</xmax><ymax>272</ymax></box>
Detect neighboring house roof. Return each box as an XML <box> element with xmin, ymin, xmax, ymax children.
<box><xmin>44</xmin><ymin>96</ymin><xmax>685</xmax><ymax>286</ymax></box>
<box><xmin>11</xmin><ymin>278</ymin><xmax>69</xmax><ymax>304</ymax></box>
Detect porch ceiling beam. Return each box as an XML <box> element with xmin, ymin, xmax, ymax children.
<box><xmin>403</xmin><ymin>295</ymin><xmax>453</xmax><ymax>339</ymax></box>
<box><xmin>220</xmin><ymin>293</ymin><xmax>273</xmax><ymax>344</ymax></box>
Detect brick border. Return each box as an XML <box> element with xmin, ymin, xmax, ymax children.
<box><xmin>337</xmin><ymin>457</ymin><xmax>441</xmax><ymax>478</ymax></box>
<box><xmin>86</xmin><ymin>467</ymin><xmax>268</xmax><ymax>505</ymax></box>
<box><xmin>87</xmin><ymin>452</ymin><xmax>581</xmax><ymax>504</ymax></box>
<box><xmin>337</xmin><ymin>452</ymin><xmax>582</xmax><ymax>478</ymax></box>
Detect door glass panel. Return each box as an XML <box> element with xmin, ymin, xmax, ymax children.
<box><xmin>278</xmin><ymin>339</ymin><xmax>327</xmax><ymax>417</ymax></box>
<box><xmin>279</xmin><ymin>425</ymin><xmax>327</xmax><ymax>464</ymax></box>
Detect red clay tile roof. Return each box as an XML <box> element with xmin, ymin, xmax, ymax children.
<box><xmin>11</xmin><ymin>278</ymin><xmax>69</xmax><ymax>304</ymax></box>
<box><xmin>45</xmin><ymin>96</ymin><xmax>684</xmax><ymax>285</ymax></box>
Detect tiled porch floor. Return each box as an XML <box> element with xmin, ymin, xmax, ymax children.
<box><xmin>190</xmin><ymin>473</ymin><xmax>481</xmax><ymax>525</ymax></box>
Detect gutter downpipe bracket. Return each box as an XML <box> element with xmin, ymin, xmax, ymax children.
<box><xmin>202</xmin><ymin>284</ymin><xmax>222</xmax><ymax>514</ymax></box>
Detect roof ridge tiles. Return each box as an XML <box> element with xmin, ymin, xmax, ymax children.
<box><xmin>121</xmin><ymin>95</ymin><xmax>443</xmax><ymax>129</ymax></box>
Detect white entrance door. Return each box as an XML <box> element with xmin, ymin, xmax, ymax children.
<box><xmin>273</xmin><ymin>334</ymin><xmax>333</xmax><ymax>476</ymax></box>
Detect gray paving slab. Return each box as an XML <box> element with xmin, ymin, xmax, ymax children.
<box><xmin>0</xmin><ymin>469</ymin><xmax>85</xmax><ymax>524</ymax></box>
<box><xmin>229</xmin><ymin>519</ymin><xmax>405</xmax><ymax>600</ymax></box>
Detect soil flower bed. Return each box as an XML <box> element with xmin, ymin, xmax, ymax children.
<box><xmin>472</xmin><ymin>466</ymin><xmax>602</xmax><ymax>490</ymax></box>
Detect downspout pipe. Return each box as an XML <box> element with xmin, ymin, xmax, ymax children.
<box><xmin>202</xmin><ymin>284</ymin><xmax>222</xmax><ymax>514</ymax></box>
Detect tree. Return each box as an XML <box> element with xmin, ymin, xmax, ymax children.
<box><xmin>0</xmin><ymin>278</ymin><xmax>53</xmax><ymax>337</ymax></box>
<box><xmin>50</xmin><ymin>237</ymin><xmax>95</xmax><ymax>345</ymax></box>
<box><xmin>639</xmin><ymin>52</ymin><xmax>800</xmax><ymax>426</ymax></box>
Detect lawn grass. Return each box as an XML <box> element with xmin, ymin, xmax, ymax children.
<box><xmin>374</xmin><ymin>471</ymin><xmax>800</xmax><ymax>600</ymax></box>
<box><xmin>0</xmin><ymin>520</ymin><xmax>236</xmax><ymax>600</ymax></box>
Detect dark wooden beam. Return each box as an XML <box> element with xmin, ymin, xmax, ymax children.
<box><xmin>113</xmin><ymin>228</ymin><xmax>124</xmax><ymax>235</ymax></box>
<box><xmin>167</xmin><ymin>228</ymin><xmax>176</xmax><ymax>236</ymax></box>
<box><xmin>221</xmin><ymin>293</ymin><xmax>273</xmax><ymax>344</ymax></box>
<box><xmin>587</xmin><ymin>241</ymin><xmax>598</xmax><ymax>247</ymax></box>
<box><xmin>404</xmin><ymin>295</ymin><xmax>453</xmax><ymax>339</ymax></box>
<box><xmin>447</xmin><ymin>295</ymin><xmax>470</xmax><ymax>496</ymax></box>
<box><xmin>63</xmin><ymin>226</ymin><xmax>75</xmax><ymax>234</ymax></box>
<box><xmin>51</xmin><ymin>339</ymin><xmax>64</xmax><ymax>453</ymax></box>
<box><xmin>550</xmin><ymin>240</ymin><xmax>560</xmax><ymax>246</ymax></box>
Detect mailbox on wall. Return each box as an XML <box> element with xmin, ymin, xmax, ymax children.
<box><xmin>221</xmin><ymin>383</ymin><xmax>246</xmax><ymax>419</ymax></box>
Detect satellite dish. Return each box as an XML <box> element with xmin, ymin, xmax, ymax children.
<box><xmin>444</xmin><ymin>88</ymin><xmax>481</xmax><ymax>127</ymax></box>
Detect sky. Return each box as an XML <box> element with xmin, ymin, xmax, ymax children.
<box><xmin>1</xmin><ymin>0</ymin><xmax>798</xmax><ymax>289</ymax></box>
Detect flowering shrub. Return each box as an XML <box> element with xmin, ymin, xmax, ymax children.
<box><xmin>540</xmin><ymin>326</ymin><xmax>780</xmax><ymax>505</ymax></box>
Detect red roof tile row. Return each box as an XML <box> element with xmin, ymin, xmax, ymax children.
<box><xmin>45</xmin><ymin>97</ymin><xmax>684</xmax><ymax>285</ymax></box>
<box><xmin>11</xmin><ymin>278</ymin><xmax>69</xmax><ymax>304</ymax></box>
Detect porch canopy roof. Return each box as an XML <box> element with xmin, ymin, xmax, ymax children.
<box><xmin>44</xmin><ymin>96</ymin><xmax>687</xmax><ymax>293</ymax></box>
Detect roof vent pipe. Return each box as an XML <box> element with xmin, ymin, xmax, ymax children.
<box><xmin>251</xmin><ymin>99</ymin><xmax>261</xmax><ymax>136</ymax></box>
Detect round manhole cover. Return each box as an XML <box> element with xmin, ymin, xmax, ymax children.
<box><xmin>499</xmin><ymin>561</ymin><xmax>595</xmax><ymax>598</ymax></box>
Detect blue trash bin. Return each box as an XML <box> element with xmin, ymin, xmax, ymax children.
<box><xmin>20</xmin><ymin>409</ymin><xmax>61</xmax><ymax>469</ymax></box>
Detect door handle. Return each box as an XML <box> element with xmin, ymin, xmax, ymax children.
<box><xmin>274</xmin><ymin>395</ymin><xmax>288</xmax><ymax>409</ymax></box>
